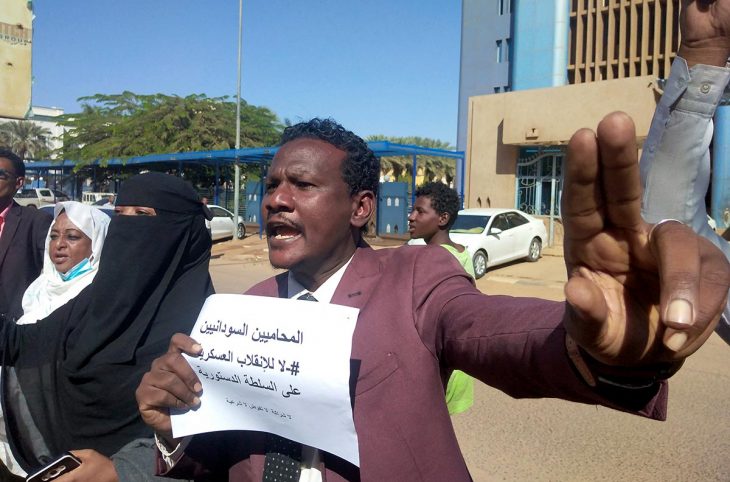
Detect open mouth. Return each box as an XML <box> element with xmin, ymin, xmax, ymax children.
<box><xmin>267</xmin><ymin>221</ymin><xmax>302</xmax><ymax>241</ymax></box>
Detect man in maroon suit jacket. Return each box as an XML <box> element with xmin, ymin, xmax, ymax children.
<box><xmin>137</xmin><ymin>117</ymin><xmax>729</xmax><ymax>481</ymax></box>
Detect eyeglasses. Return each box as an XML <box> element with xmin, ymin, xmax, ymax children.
<box><xmin>0</xmin><ymin>169</ymin><xmax>18</xmax><ymax>181</ymax></box>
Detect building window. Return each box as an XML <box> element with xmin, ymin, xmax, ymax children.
<box><xmin>496</xmin><ymin>40</ymin><xmax>503</xmax><ymax>63</ymax></box>
<box><xmin>499</xmin><ymin>0</ymin><xmax>510</xmax><ymax>15</ymax></box>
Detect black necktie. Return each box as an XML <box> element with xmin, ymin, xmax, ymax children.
<box><xmin>263</xmin><ymin>435</ymin><xmax>302</xmax><ymax>482</ymax></box>
<box><xmin>297</xmin><ymin>292</ymin><xmax>318</xmax><ymax>302</ymax></box>
<box><xmin>262</xmin><ymin>292</ymin><xmax>318</xmax><ymax>481</ymax></box>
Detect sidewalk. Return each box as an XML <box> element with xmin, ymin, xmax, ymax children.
<box><xmin>211</xmin><ymin>235</ymin><xmax>568</xmax><ymax>291</ymax></box>
<box><xmin>211</xmin><ymin>234</ymin><xmax>414</xmax><ymax>260</ymax></box>
<box><xmin>213</xmin><ymin>234</ymin><xmax>564</xmax><ymax>258</ymax></box>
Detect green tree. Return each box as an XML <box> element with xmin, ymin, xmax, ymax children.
<box><xmin>57</xmin><ymin>92</ymin><xmax>282</xmax><ymax>169</ymax></box>
<box><xmin>0</xmin><ymin>120</ymin><xmax>53</xmax><ymax>160</ymax></box>
<box><xmin>366</xmin><ymin>135</ymin><xmax>456</xmax><ymax>184</ymax></box>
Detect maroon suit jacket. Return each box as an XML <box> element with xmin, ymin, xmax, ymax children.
<box><xmin>160</xmin><ymin>244</ymin><xmax>667</xmax><ymax>481</ymax></box>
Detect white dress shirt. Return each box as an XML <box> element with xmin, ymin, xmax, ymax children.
<box><xmin>640</xmin><ymin>56</ymin><xmax>730</xmax><ymax>343</ymax></box>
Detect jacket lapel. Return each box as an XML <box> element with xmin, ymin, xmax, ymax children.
<box><xmin>330</xmin><ymin>244</ymin><xmax>381</xmax><ymax>310</ymax></box>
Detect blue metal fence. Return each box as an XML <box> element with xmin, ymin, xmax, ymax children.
<box><xmin>377</xmin><ymin>182</ymin><xmax>409</xmax><ymax>235</ymax></box>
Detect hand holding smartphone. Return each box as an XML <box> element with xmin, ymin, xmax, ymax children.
<box><xmin>26</xmin><ymin>452</ymin><xmax>81</xmax><ymax>482</ymax></box>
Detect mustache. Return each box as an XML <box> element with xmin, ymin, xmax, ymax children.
<box><xmin>266</xmin><ymin>215</ymin><xmax>303</xmax><ymax>233</ymax></box>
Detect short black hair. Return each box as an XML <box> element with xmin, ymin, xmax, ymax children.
<box><xmin>279</xmin><ymin>118</ymin><xmax>380</xmax><ymax>197</ymax></box>
<box><xmin>0</xmin><ymin>148</ymin><xmax>25</xmax><ymax>177</ymax></box>
<box><xmin>415</xmin><ymin>182</ymin><xmax>461</xmax><ymax>229</ymax></box>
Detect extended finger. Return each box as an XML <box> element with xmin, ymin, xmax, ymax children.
<box><xmin>168</xmin><ymin>332</ymin><xmax>203</xmax><ymax>356</ymax></box>
<box><xmin>154</xmin><ymin>350</ymin><xmax>202</xmax><ymax>402</ymax></box>
<box><xmin>563</xmin><ymin>272</ymin><xmax>610</xmax><ymax>351</ymax></box>
<box><xmin>596</xmin><ymin>112</ymin><xmax>644</xmax><ymax>231</ymax></box>
<box><xmin>694</xmin><ymin>235</ymin><xmax>730</xmax><ymax>347</ymax></box>
<box><xmin>562</xmin><ymin>128</ymin><xmax>604</xmax><ymax>241</ymax></box>
<box><xmin>137</xmin><ymin>374</ymin><xmax>197</xmax><ymax>416</ymax></box>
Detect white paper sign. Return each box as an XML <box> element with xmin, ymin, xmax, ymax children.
<box><xmin>170</xmin><ymin>294</ymin><xmax>360</xmax><ymax>466</ymax></box>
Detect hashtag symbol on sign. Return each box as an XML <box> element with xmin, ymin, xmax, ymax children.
<box><xmin>287</xmin><ymin>361</ymin><xmax>300</xmax><ymax>376</ymax></box>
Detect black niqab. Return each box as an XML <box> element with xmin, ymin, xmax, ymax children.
<box><xmin>2</xmin><ymin>172</ymin><xmax>214</xmax><ymax>472</ymax></box>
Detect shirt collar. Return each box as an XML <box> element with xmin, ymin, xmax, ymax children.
<box><xmin>0</xmin><ymin>202</ymin><xmax>12</xmax><ymax>220</ymax></box>
<box><xmin>287</xmin><ymin>254</ymin><xmax>355</xmax><ymax>303</ymax></box>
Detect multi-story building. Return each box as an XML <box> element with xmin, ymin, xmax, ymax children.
<box><xmin>26</xmin><ymin>106</ymin><xmax>65</xmax><ymax>153</ymax></box>
<box><xmin>0</xmin><ymin>106</ymin><xmax>68</xmax><ymax>190</ymax></box>
<box><xmin>458</xmin><ymin>0</ymin><xmax>729</xmax><ymax>238</ymax></box>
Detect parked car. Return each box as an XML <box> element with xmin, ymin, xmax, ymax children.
<box><xmin>81</xmin><ymin>192</ymin><xmax>116</xmax><ymax>205</ymax></box>
<box><xmin>51</xmin><ymin>190</ymin><xmax>71</xmax><ymax>202</ymax></box>
<box><xmin>207</xmin><ymin>204</ymin><xmax>245</xmax><ymax>241</ymax></box>
<box><xmin>408</xmin><ymin>208</ymin><xmax>547</xmax><ymax>279</ymax></box>
<box><xmin>13</xmin><ymin>188</ymin><xmax>56</xmax><ymax>208</ymax></box>
<box><xmin>39</xmin><ymin>204</ymin><xmax>115</xmax><ymax>218</ymax></box>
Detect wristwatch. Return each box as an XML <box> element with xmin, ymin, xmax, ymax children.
<box><xmin>565</xmin><ymin>333</ymin><xmax>681</xmax><ymax>390</ymax></box>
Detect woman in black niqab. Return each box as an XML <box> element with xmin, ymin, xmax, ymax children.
<box><xmin>1</xmin><ymin>172</ymin><xmax>214</xmax><ymax>479</ymax></box>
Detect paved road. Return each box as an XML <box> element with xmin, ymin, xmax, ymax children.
<box><xmin>209</xmin><ymin>237</ymin><xmax>730</xmax><ymax>481</ymax></box>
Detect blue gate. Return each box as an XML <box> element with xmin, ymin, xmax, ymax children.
<box><xmin>245</xmin><ymin>181</ymin><xmax>263</xmax><ymax>224</ymax></box>
<box><xmin>377</xmin><ymin>182</ymin><xmax>408</xmax><ymax>236</ymax></box>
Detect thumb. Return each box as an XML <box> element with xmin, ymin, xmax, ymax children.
<box><xmin>563</xmin><ymin>268</ymin><xmax>610</xmax><ymax>353</ymax></box>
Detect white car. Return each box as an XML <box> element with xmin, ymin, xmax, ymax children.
<box><xmin>14</xmin><ymin>188</ymin><xmax>56</xmax><ymax>208</ymax></box>
<box><xmin>408</xmin><ymin>208</ymin><xmax>547</xmax><ymax>279</ymax></box>
<box><xmin>207</xmin><ymin>204</ymin><xmax>245</xmax><ymax>241</ymax></box>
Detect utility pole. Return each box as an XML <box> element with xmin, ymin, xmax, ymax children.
<box><xmin>233</xmin><ymin>0</ymin><xmax>243</xmax><ymax>238</ymax></box>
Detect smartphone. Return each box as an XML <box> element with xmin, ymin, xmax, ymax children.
<box><xmin>26</xmin><ymin>452</ymin><xmax>82</xmax><ymax>482</ymax></box>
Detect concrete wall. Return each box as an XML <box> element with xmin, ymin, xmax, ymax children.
<box><xmin>457</xmin><ymin>0</ymin><xmax>512</xmax><ymax>151</ymax></box>
<box><xmin>511</xmin><ymin>0</ymin><xmax>561</xmax><ymax>90</ymax></box>
<box><xmin>0</xmin><ymin>0</ymin><xmax>33</xmax><ymax>119</ymax></box>
<box><xmin>465</xmin><ymin>76</ymin><xmax>661</xmax><ymax>210</ymax></box>
<box><xmin>464</xmin><ymin>93</ymin><xmax>520</xmax><ymax>209</ymax></box>
<box><xmin>502</xmin><ymin>75</ymin><xmax>659</xmax><ymax>145</ymax></box>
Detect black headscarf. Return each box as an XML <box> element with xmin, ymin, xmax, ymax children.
<box><xmin>1</xmin><ymin>172</ymin><xmax>214</xmax><ymax>472</ymax></box>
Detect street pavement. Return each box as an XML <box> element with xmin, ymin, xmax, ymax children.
<box><xmin>209</xmin><ymin>236</ymin><xmax>729</xmax><ymax>481</ymax></box>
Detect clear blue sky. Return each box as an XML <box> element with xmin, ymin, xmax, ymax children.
<box><xmin>31</xmin><ymin>1</ymin><xmax>463</xmax><ymax>146</ymax></box>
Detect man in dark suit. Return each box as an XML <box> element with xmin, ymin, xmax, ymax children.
<box><xmin>136</xmin><ymin>118</ymin><xmax>729</xmax><ymax>481</ymax></box>
<box><xmin>0</xmin><ymin>148</ymin><xmax>52</xmax><ymax>323</ymax></box>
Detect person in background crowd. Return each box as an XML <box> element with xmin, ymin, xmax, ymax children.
<box><xmin>408</xmin><ymin>181</ymin><xmax>475</xmax><ymax>415</ymax></box>
<box><xmin>0</xmin><ymin>201</ymin><xmax>110</xmax><ymax>479</ymax></box>
<box><xmin>0</xmin><ymin>172</ymin><xmax>212</xmax><ymax>482</ymax></box>
<box><xmin>0</xmin><ymin>148</ymin><xmax>52</xmax><ymax>324</ymax></box>
<box><xmin>640</xmin><ymin>0</ymin><xmax>730</xmax><ymax>343</ymax></box>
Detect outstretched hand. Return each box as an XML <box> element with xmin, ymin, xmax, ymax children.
<box><xmin>679</xmin><ymin>0</ymin><xmax>730</xmax><ymax>66</ymax></box>
<box><xmin>561</xmin><ymin>112</ymin><xmax>729</xmax><ymax>367</ymax></box>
